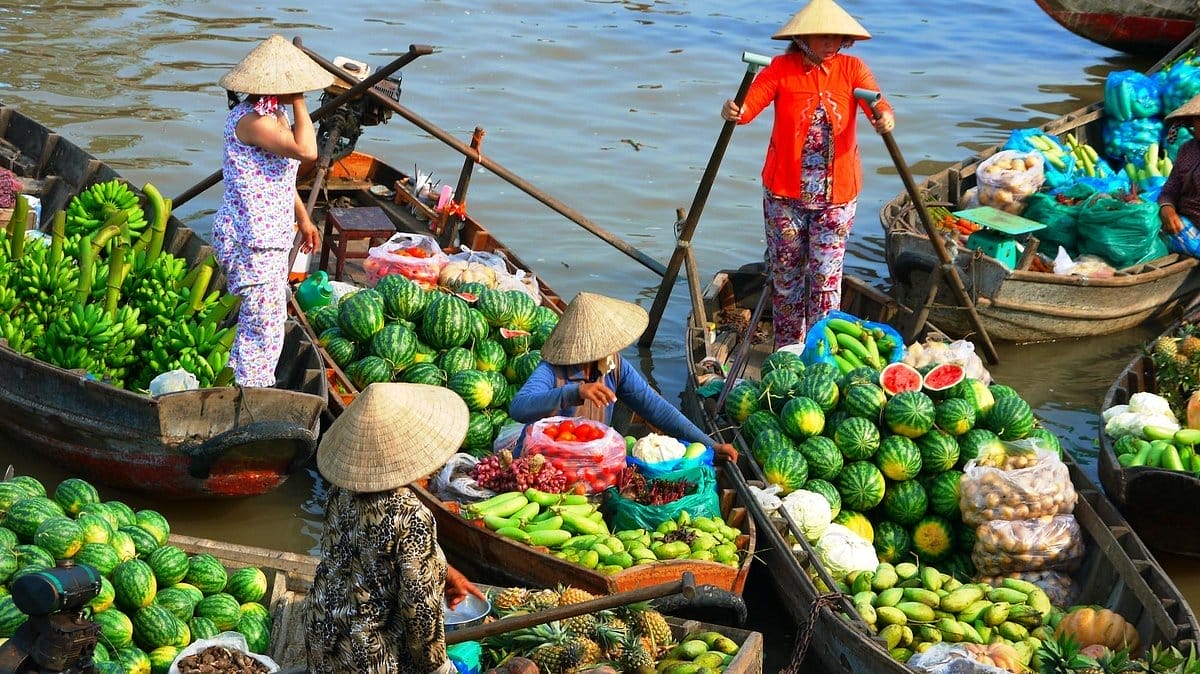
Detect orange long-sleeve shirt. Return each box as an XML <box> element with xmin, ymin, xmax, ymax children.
<box><xmin>738</xmin><ymin>51</ymin><xmax>892</xmax><ymax>203</ymax></box>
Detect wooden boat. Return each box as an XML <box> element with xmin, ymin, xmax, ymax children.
<box><xmin>1035</xmin><ymin>0</ymin><xmax>1198</xmax><ymax>56</ymax></box>
<box><xmin>0</xmin><ymin>106</ymin><xmax>327</xmax><ymax>499</ymax></box>
<box><xmin>171</xmin><ymin>532</ymin><xmax>765</xmax><ymax>673</ymax></box>
<box><xmin>878</xmin><ymin>30</ymin><xmax>1200</xmax><ymax>343</ymax></box>
<box><xmin>1098</xmin><ymin>313</ymin><xmax>1200</xmax><ymax>556</ymax></box>
<box><xmin>412</xmin><ymin>464</ymin><xmax>756</xmax><ymax>599</ymax></box>
<box><xmin>680</xmin><ymin>265</ymin><xmax>1200</xmax><ymax>672</ymax></box>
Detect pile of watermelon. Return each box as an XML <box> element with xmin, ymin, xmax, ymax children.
<box><xmin>305</xmin><ymin>274</ymin><xmax>560</xmax><ymax>456</ymax></box>
<box><xmin>0</xmin><ymin>476</ymin><xmax>272</xmax><ymax>674</ymax></box>
<box><xmin>724</xmin><ymin>352</ymin><xmax>1062</xmax><ymax>581</ymax></box>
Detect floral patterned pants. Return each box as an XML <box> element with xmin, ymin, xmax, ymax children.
<box><xmin>763</xmin><ymin>191</ymin><xmax>856</xmax><ymax>348</ymax></box>
<box><xmin>215</xmin><ymin>240</ymin><xmax>290</xmax><ymax>388</ymax></box>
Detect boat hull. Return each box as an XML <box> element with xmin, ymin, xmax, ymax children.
<box><xmin>682</xmin><ymin>267</ymin><xmax>1200</xmax><ymax>671</ymax></box>
<box><xmin>1098</xmin><ymin>343</ymin><xmax>1200</xmax><ymax>556</ymax></box>
<box><xmin>1035</xmin><ymin>0</ymin><xmax>1197</xmax><ymax>55</ymax></box>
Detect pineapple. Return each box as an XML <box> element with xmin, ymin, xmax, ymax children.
<box><xmin>530</xmin><ymin>643</ymin><xmax>567</xmax><ymax>674</ymax></box>
<box><xmin>558</xmin><ymin>585</ymin><xmax>597</xmax><ymax>606</ymax></box>
<box><xmin>572</xmin><ymin>636</ymin><xmax>602</xmax><ymax>668</ymax></box>
<box><xmin>492</xmin><ymin>586</ymin><xmax>532</xmax><ymax>612</ymax></box>
<box><xmin>530</xmin><ymin>588</ymin><xmax>561</xmax><ymax>610</ymax></box>
<box><xmin>618</xmin><ymin>631</ymin><xmax>656</xmax><ymax>674</ymax></box>
<box><xmin>562</xmin><ymin>611</ymin><xmax>598</xmax><ymax>638</ymax></box>
<box><xmin>1180</xmin><ymin>334</ymin><xmax>1200</xmax><ymax>359</ymax></box>
<box><xmin>1038</xmin><ymin>633</ymin><xmax>1097</xmax><ymax>674</ymax></box>
<box><xmin>1155</xmin><ymin>336</ymin><xmax>1180</xmax><ymax>360</ymax></box>
<box><xmin>593</xmin><ymin>616</ymin><xmax>628</xmax><ymax>660</ymax></box>
<box><xmin>634</xmin><ymin>609</ymin><xmax>674</xmax><ymax>649</ymax></box>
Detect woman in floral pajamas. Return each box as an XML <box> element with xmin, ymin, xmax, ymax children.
<box><xmin>212</xmin><ymin>35</ymin><xmax>328</xmax><ymax>386</ymax></box>
<box><xmin>722</xmin><ymin>0</ymin><xmax>895</xmax><ymax>348</ymax></box>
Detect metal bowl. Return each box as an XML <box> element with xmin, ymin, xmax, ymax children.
<box><xmin>444</xmin><ymin>593</ymin><xmax>491</xmax><ymax>631</ymax></box>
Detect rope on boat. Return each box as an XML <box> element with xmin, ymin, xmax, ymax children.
<box><xmin>782</xmin><ymin>591</ymin><xmax>843</xmax><ymax>674</ymax></box>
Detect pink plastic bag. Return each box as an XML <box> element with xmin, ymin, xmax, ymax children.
<box><xmin>524</xmin><ymin>416</ymin><xmax>627</xmax><ymax>494</ymax></box>
<box><xmin>363</xmin><ymin>232</ymin><xmax>449</xmax><ymax>288</ymax></box>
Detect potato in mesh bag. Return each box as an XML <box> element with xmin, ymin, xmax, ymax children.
<box><xmin>959</xmin><ymin>446</ymin><xmax>1076</xmax><ymax>526</ymax></box>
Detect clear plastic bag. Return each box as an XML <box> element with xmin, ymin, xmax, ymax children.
<box><xmin>959</xmin><ymin>445</ymin><xmax>1077</xmax><ymax>526</ymax></box>
<box><xmin>492</xmin><ymin>422</ymin><xmax>527</xmax><ymax>455</ymax></box>
<box><xmin>169</xmin><ymin>631</ymin><xmax>279</xmax><ymax>674</ymax></box>
<box><xmin>363</xmin><ymin>232</ymin><xmax>449</xmax><ymax>288</ymax></box>
<box><xmin>907</xmin><ymin>643</ymin><xmax>1012</xmax><ymax>674</ymax></box>
<box><xmin>430</xmin><ymin>453</ymin><xmax>495</xmax><ymax>504</ymax></box>
<box><xmin>972</xmin><ymin>514</ymin><xmax>1085</xmax><ymax>575</ymax></box>
<box><xmin>976</xmin><ymin>150</ymin><xmax>1045</xmax><ymax>214</ymax></box>
<box><xmin>524</xmin><ymin>416</ymin><xmax>627</xmax><ymax>493</ymax></box>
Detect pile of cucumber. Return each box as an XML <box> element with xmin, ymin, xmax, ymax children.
<box><xmin>1113</xmin><ymin>426</ymin><xmax>1200</xmax><ymax>473</ymax></box>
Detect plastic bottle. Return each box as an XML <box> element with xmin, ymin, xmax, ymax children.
<box><xmin>295</xmin><ymin>270</ymin><xmax>333</xmax><ymax>312</ymax></box>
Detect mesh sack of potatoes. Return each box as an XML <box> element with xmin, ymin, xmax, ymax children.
<box><xmin>959</xmin><ymin>445</ymin><xmax>1077</xmax><ymax>526</ymax></box>
<box><xmin>972</xmin><ymin>514</ymin><xmax>1085</xmax><ymax>576</ymax></box>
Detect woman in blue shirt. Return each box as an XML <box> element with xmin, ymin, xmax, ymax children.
<box><xmin>509</xmin><ymin>292</ymin><xmax>738</xmax><ymax>462</ymax></box>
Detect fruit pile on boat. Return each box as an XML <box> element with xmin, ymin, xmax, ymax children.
<box><xmin>0</xmin><ymin>186</ymin><xmax>240</xmax><ymax>390</ymax></box>
<box><xmin>0</xmin><ymin>475</ymin><xmax>272</xmax><ymax>674</ymax></box>
<box><xmin>477</xmin><ymin>585</ymin><xmax>743</xmax><ymax>674</ymax></box>
<box><xmin>304</xmin><ymin>272</ymin><xmax>558</xmax><ymax>454</ymax></box>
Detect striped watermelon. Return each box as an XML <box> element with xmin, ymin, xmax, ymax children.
<box><xmin>317</xmin><ymin>326</ymin><xmax>343</xmax><ymax>347</ymax></box>
<box><xmin>147</xmin><ymin>546</ymin><xmax>189</xmax><ymax>586</ymax></box>
<box><xmin>14</xmin><ymin>544</ymin><xmax>54</xmax><ymax>570</ymax></box>
<box><xmin>447</xmin><ymin>370</ymin><xmax>494</xmax><ymax>411</ymax></box>
<box><xmin>840</xmin><ymin>384</ymin><xmax>887</xmax><ymax>423</ymax></box>
<box><xmin>105</xmin><ymin>501</ymin><xmax>137</xmax><ymax>528</ymax></box>
<box><xmin>337</xmin><ymin>288</ymin><xmax>387</xmax><ymax>343</ymax></box>
<box><xmin>194</xmin><ymin>592</ymin><xmax>241</xmax><ymax>631</ymax></box>
<box><xmin>779</xmin><ymin>396</ymin><xmax>825</xmax><ymax>441</ymax></box>
<box><xmin>0</xmin><ymin>482</ymin><xmax>30</xmax><ymax>515</ymax></box>
<box><xmin>421</xmin><ymin>294</ymin><xmax>473</xmax><ymax>350</ymax></box>
<box><xmin>724</xmin><ymin>381</ymin><xmax>761</xmax><ymax>426</ymax></box>
<box><xmin>113</xmin><ymin>559</ymin><xmax>157</xmax><ymax>611</ymax></box>
<box><xmin>803</xmin><ymin>478</ymin><xmax>842</xmax><ymax>518</ymax></box>
<box><xmin>135</xmin><ymin>510</ymin><xmax>170</xmax><ymax>547</ymax></box>
<box><xmin>798</xmin><ymin>436</ymin><xmax>843</xmax><ymax>482</ymax></box>
<box><xmin>0</xmin><ymin>527</ymin><xmax>16</xmax><ymax>550</ymax></box>
<box><xmin>239</xmin><ymin>601</ymin><xmax>271</xmax><ymax>624</ymax></box>
<box><xmin>350</xmin><ymin>355</ymin><xmax>394</xmax><ymax>390</ymax></box>
<box><xmin>880</xmin><ymin>479</ymin><xmax>928</xmax><ymax>526</ymax></box>
<box><xmin>170</xmin><ymin>583</ymin><xmax>204</xmax><ymax>606</ymax></box>
<box><xmin>474</xmin><ymin>339</ymin><xmax>508</xmax><ymax>373</ymax></box>
<box><xmin>833</xmin><ymin>416</ymin><xmax>880</xmax><ymax>461</ymax></box>
<box><xmin>530</xmin><ymin>322</ymin><xmax>554</xmax><ymax>350</ymax></box>
<box><xmin>935</xmin><ymin>398</ymin><xmax>976</xmax><ymax>436</ymax></box>
<box><xmin>875</xmin><ymin>435</ymin><xmax>923</xmax><ymax>481</ymax></box>
<box><xmin>307</xmin><ymin>303</ymin><xmax>340</xmax><ymax>335</ymax></box>
<box><xmin>883</xmin><ymin>391</ymin><xmax>936</xmax><ymax>438</ymax></box>
<box><xmin>741</xmin><ymin>409</ymin><xmax>783</xmax><ymax>443</ymax></box>
<box><xmin>238</xmin><ymin>612</ymin><xmax>271</xmax><ymax>654</ymax></box>
<box><xmin>8</xmin><ymin>476</ymin><xmax>46</xmax><ymax>498</ymax></box>
<box><xmin>957</xmin><ymin>428</ymin><xmax>1003</xmax><ymax>467</ymax></box>
<box><xmin>53</xmin><ymin>478</ymin><xmax>100</xmax><ymax>516</ymax></box>
<box><xmin>841</xmin><ymin>366</ymin><xmax>881</xmax><ymax>389</ymax></box>
<box><xmin>759</xmin><ymin>368</ymin><xmax>799</xmax><ymax>413</ymax></box>
<box><xmin>476</xmin><ymin>288</ymin><xmax>512</xmax><ymax>326</ymax></box>
<box><xmin>109</xmin><ymin>530</ymin><xmax>138</xmax><ymax>562</ymax></box>
<box><xmin>761</xmin><ymin>350</ymin><xmax>805</xmax><ymax>377</ymax></box>
<box><xmin>148</xmin><ymin>646</ymin><xmax>181</xmax><ymax>674</ymax></box>
<box><xmin>370</xmin><ymin>323</ymin><xmax>418</xmax><ymax>372</ymax></box>
<box><xmin>982</xmin><ymin>395</ymin><xmax>1035</xmax><ymax>440</ymax></box>
<box><xmin>796</xmin><ymin>374</ymin><xmax>840</xmax><ymax>413</ymax></box>
<box><xmin>836</xmin><ymin>461</ymin><xmax>886</xmax><ymax>512</ymax></box>
<box><xmin>115</xmin><ymin>646</ymin><xmax>150</xmax><ymax>674</ymax></box>
<box><xmin>132</xmin><ymin>603</ymin><xmax>186</xmax><ymax>651</ymax></box>
<box><xmin>401</xmin><ymin>362</ymin><xmax>448</xmax><ymax>386</ymax></box>
<box><xmin>77</xmin><ymin>512</ymin><xmax>113</xmax><ymax>544</ymax></box>
<box><xmin>873</xmin><ymin>521</ymin><xmax>912</xmax><ymax>564</ymax></box>
<box><xmin>916</xmin><ymin>429</ymin><xmax>961</xmax><ymax>474</ymax></box>
<box><xmin>0</xmin><ymin>549</ymin><xmax>16</xmax><ymax>583</ymax></box>
<box><xmin>93</xmin><ymin>641</ymin><xmax>110</xmax><ymax>664</ymax></box>
<box><xmin>439</xmin><ymin>347</ymin><xmax>477</xmax><ymax>375</ymax></box>
<box><xmin>911</xmin><ymin>515</ymin><xmax>955</xmax><ymax>562</ymax></box>
<box><xmin>119</xmin><ymin>525</ymin><xmax>160</xmax><ymax>558</ymax></box>
<box><xmin>93</xmin><ymin>608</ymin><xmax>133</xmax><ymax>648</ymax></box>
<box><xmin>89</xmin><ymin>576</ymin><xmax>115</xmax><ymax>613</ymax></box>
<box><xmin>154</xmin><ymin>586</ymin><xmax>197</xmax><ymax>622</ymax></box>
<box><xmin>834</xmin><ymin>510</ymin><xmax>874</xmax><ymax>543</ymax></box>
<box><xmin>532</xmin><ymin>305</ymin><xmax>558</xmax><ymax>331</ymax></box>
<box><xmin>4</xmin><ymin>496</ymin><xmax>65</xmax><ymax>542</ymax></box>
<box><xmin>751</xmin><ymin>429</ymin><xmax>796</xmax><ymax>466</ymax></box>
<box><xmin>188</xmin><ymin>616</ymin><xmax>219</xmax><ymax>641</ymax></box>
<box><xmin>927</xmin><ymin>470</ymin><xmax>963</xmax><ymax>519</ymax></box>
<box><xmin>462</xmin><ymin>412</ymin><xmax>497</xmax><ymax>457</ymax></box>
<box><xmin>510</xmin><ymin>350</ymin><xmax>542</xmax><ymax>386</ymax></box>
<box><xmin>1026</xmin><ymin>427</ymin><xmax>1062</xmax><ymax>457</ymax></box>
<box><xmin>376</xmin><ymin>273</ymin><xmax>429</xmax><ymax>320</ymax></box>
<box><xmin>185</xmin><ymin>554</ymin><xmax>228</xmax><ymax>595</ymax></box>
<box><xmin>225</xmin><ymin>566</ymin><xmax>268</xmax><ymax>604</ymax></box>
<box><xmin>762</xmin><ymin>448</ymin><xmax>809</xmax><ymax>495</ymax></box>
<box><xmin>504</xmin><ymin>291</ymin><xmax>539</xmax><ymax>331</ymax></box>
<box><xmin>324</xmin><ymin>336</ymin><xmax>359</xmax><ymax>370</ymax></box>
<box><xmin>467</xmin><ymin>308</ymin><xmax>489</xmax><ymax>343</ymax></box>
<box><xmin>34</xmin><ymin>516</ymin><xmax>84</xmax><ymax>559</ymax></box>
<box><xmin>948</xmin><ymin>378</ymin><xmax>996</xmax><ymax>420</ymax></box>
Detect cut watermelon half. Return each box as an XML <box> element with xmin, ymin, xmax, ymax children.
<box><xmin>879</xmin><ymin>362</ymin><xmax>922</xmax><ymax>396</ymax></box>
<box><xmin>922</xmin><ymin>362</ymin><xmax>966</xmax><ymax>392</ymax></box>
<box><xmin>455</xmin><ymin>291</ymin><xmax>479</xmax><ymax>303</ymax></box>
<box><xmin>499</xmin><ymin>328</ymin><xmax>531</xmax><ymax>338</ymax></box>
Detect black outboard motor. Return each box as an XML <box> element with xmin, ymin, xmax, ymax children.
<box><xmin>316</xmin><ymin>56</ymin><xmax>404</xmax><ymax>161</ymax></box>
<box><xmin>0</xmin><ymin>562</ymin><xmax>102</xmax><ymax>674</ymax></box>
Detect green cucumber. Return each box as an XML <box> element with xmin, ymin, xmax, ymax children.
<box><xmin>1176</xmin><ymin>428</ymin><xmax>1200</xmax><ymax>446</ymax></box>
<box><xmin>1143</xmin><ymin>425</ymin><xmax>1178</xmax><ymax>442</ymax></box>
<box><xmin>1164</xmin><ymin>445</ymin><xmax>1186</xmax><ymax>472</ymax></box>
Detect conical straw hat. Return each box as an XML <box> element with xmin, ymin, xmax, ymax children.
<box><xmin>772</xmin><ymin>0</ymin><xmax>871</xmax><ymax>41</ymax></box>
<box><xmin>218</xmin><ymin>34</ymin><xmax>334</xmax><ymax>95</ymax></box>
<box><xmin>316</xmin><ymin>383</ymin><xmax>469</xmax><ymax>493</ymax></box>
<box><xmin>1166</xmin><ymin>93</ymin><xmax>1200</xmax><ymax>121</ymax></box>
<box><xmin>540</xmin><ymin>292</ymin><xmax>649</xmax><ymax>365</ymax></box>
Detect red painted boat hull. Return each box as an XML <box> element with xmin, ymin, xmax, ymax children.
<box><xmin>1035</xmin><ymin>0</ymin><xmax>1197</xmax><ymax>55</ymax></box>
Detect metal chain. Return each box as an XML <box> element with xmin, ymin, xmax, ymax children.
<box><xmin>782</xmin><ymin>592</ymin><xmax>844</xmax><ymax>674</ymax></box>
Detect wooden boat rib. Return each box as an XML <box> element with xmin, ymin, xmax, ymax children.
<box><xmin>1097</xmin><ymin>315</ymin><xmax>1200</xmax><ymax>557</ymax></box>
<box><xmin>681</xmin><ymin>266</ymin><xmax>1200</xmax><ymax>672</ymax></box>
<box><xmin>0</xmin><ymin>106</ymin><xmax>327</xmax><ymax>499</ymax></box>
<box><xmin>1034</xmin><ymin>0</ymin><xmax>1198</xmax><ymax>56</ymax></box>
<box><xmin>170</xmin><ymin>532</ymin><xmax>766</xmax><ymax>673</ymax></box>
<box><xmin>878</xmin><ymin>29</ymin><xmax>1200</xmax><ymax>343</ymax></box>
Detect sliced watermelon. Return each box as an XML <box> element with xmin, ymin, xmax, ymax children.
<box><xmin>879</xmin><ymin>362</ymin><xmax>922</xmax><ymax>396</ymax></box>
<box><xmin>922</xmin><ymin>362</ymin><xmax>966</xmax><ymax>392</ymax></box>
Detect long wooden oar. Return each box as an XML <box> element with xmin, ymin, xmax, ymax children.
<box><xmin>855</xmin><ymin>88</ymin><xmax>1000</xmax><ymax>364</ymax></box>
<box><xmin>171</xmin><ymin>42</ymin><xmax>434</xmax><ymax>209</ymax></box>
<box><xmin>640</xmin><ymin>52</ymin><xmax>768</xmax><ymax>347</ymax></box>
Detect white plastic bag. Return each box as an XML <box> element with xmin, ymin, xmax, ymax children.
<box><xmin>749</xmin><ymin>483</ymin><xmax>783</xmax><ymax>515</ymax></box>
<box><xmin>430</xmin><ymin>453</ymin><xmax>496</xmax><ymax>504</ymax></box>
<box><xmin>149</xmin><ymin>369</ymin><xmax>199</xmax><ymax>396</ymax></box>
<box><xmin>908</xmin><ymin>643</ymin><xmax>1011</xmax><ymax>674</ymax></box>
<box><xmin>1053</xmin><ymin>246</ymin><xmax>1075</xmax><ymax>275</ymax></box>
<box><xmin>168</xmin><ymin>631</ymin><xmax>279</xmax><ymax>674</ymax></box>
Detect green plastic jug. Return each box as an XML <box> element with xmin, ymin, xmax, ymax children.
<box><xmin>296</xmin><ymin>270</ymin><xmax>333</xmax><ymax>312</ymax></box>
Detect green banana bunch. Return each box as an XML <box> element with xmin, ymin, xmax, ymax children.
<box><xmin>11</xmin><ymin>243</ymin><xmax>79</xmax><ymax>328</ymax></box>
<box><xmin>65</xmin><ymin>179</ymin><xmax>147</xmax><ymax>239</ymax></box>
<box><xmin>0</xmin><ymin>313</ymin><xmax>40</xmax><ymax>355</ymax></box>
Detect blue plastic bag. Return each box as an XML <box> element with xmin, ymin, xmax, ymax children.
<box><xmin>627</xmin><ymin>444</ymin><xmax>714</xmax><ymax>480</ymax></box>
<box><xmin>1166</xmin><ymin>216</ymin><xmax>1200</xmax><ymax>258</ymax></box>
<box><xmin>1162</xmin><ymin>61</ymin><xmax>1200</xmax><ymax>113</ymax></box>
<box><xmin>801</xmin><ymin>309</ymin><xmax>905</xmax><ymax>369</ymax></box>
<box><xmin>1002</xmin><ymin>129</ymin><xmax>1077</xmax><ymax>189</ymax></box>
<box><xmin>1104</xmin><ymin>70</ymin><xmax>1162</xmax><ymax>120</ymax></box>
<box><xmin>448</xmin><ymin>642</ymin><xmax>482</xmax><ymax>674</ymax></box>
<box><xmin>1103</xmin><ymin>117</ymin><xmax>1162</xmax><ymax>167</ymax></box>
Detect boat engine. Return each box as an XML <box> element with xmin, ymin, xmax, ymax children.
<box><xmin>315</xmin><ymin>56</ymin><xmax>403</xmax><ymax>161</ymax></box>
<box><xmin>0</xmin><ymin>563</ymin><xmax>102</xmax><ymax>674</ymax></box>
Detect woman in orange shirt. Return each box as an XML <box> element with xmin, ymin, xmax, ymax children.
<box><xmin>722</xmin><ymin>0</ymin><xmax>894</xmax><ymax>348</ymax></box>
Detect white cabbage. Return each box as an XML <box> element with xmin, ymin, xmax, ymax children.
<box><xmin>813</xmin><ymin>523</ymin><xmax>878</xmax><ymax>582</ymax></box>
<box><xmin>631</xmin><ymin>433</ymin><xmax>686</xmax><ymax>463</ymax></box>
<box><xmin>1128</xmin><ymin>392</ymin><xmax>1175</xmax><ymax>417</ymax></box>
<box><xmin>781</xmin><ymin>489</ymin><xmax>832</xmax><ymax>542</ymax></box>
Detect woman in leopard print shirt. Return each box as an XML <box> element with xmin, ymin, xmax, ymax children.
<box><xmin>306</xmin><ymin>384</ymin><xmax>483</xmax><ymax>674</ymax></box>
